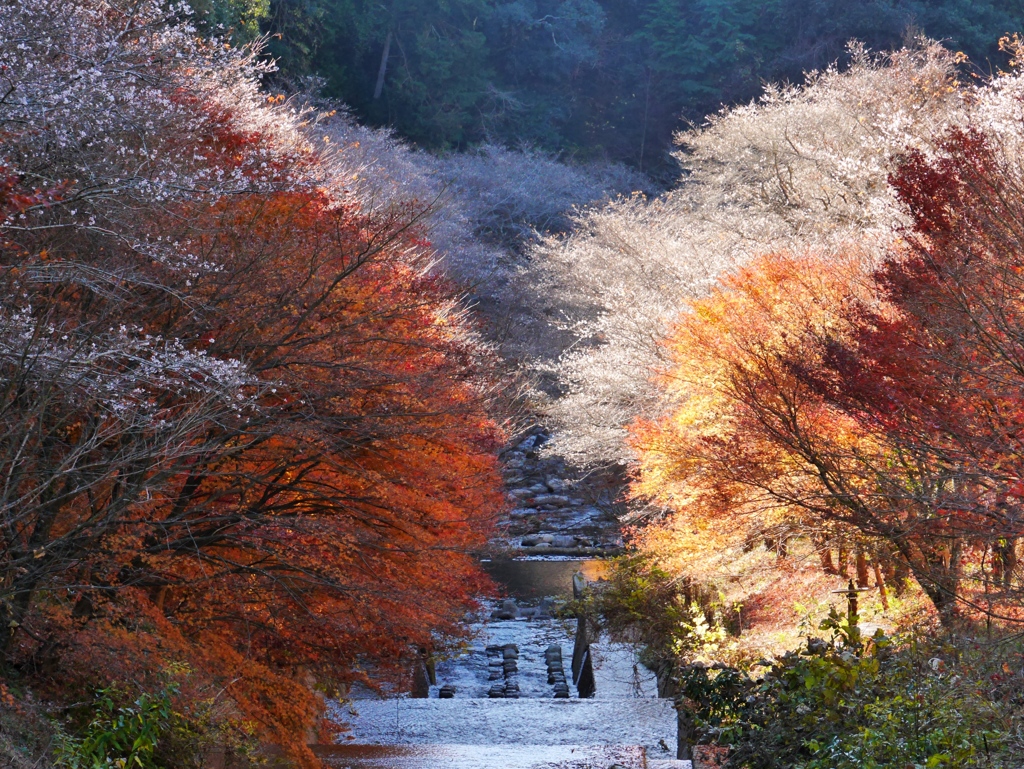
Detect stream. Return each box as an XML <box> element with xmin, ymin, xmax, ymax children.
<box><xmin>321</xmin><ymin>431</ymin><xmax>689</xmax><ymax>768</ymax></box>
<box><xmin>323</xmin><ymin>559</ymin><xmax>685</xmax><ymax>768</ymax></box>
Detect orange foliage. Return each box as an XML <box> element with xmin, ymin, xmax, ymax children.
<box><xmin>1</xmin><ymin>80</ymin><xmax>503</xmax><ymax>769</ymax></box>
<box><xmin>632</xmin><ymin>128</ymin><xmax>1024</xmax><ymax>627</ymax></box>
<box><xmin>631</xmin><ymin>249</ymin><xmax>868</xmax><ymax>554</ymax></box>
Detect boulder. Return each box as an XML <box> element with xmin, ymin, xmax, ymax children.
<box><xmin>545</xmin><ymin>478</ymin><xmax>568</xmax><ymax>493</ymax></box>
<box><xmin>493</xmin><ymin>599</ymin><xmax>518</xmax><ymax>620</ymax></box>
<box><xmin>532</xmin><ymin>494</ymin><xmax>570</xmax><ymax>507</ymax></box>
<box><xmin>536</xmin><ymin>598</ymin><xmax>553</xmax><ymax>619</ymax></box>
<box><xmin>516</xmin><ymin>436</ymin><xmax>539</xmax><ymax>451</ymax></box>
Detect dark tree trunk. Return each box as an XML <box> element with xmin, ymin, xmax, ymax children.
<box><xmin>855</xmin><ymin>551</ymin><xmax>870</xmax><ymax>588</ymax></box>
<box><xmin>997</xmin><ymin>538</ymin><xmax>1018</xmax><ymax>589</ymax></box>
<box><xmin>907</xmin><ymin>539</ymin><xmax>962</xmax><ymax>625</ymax></box>
<box><xmin>373</xmin><ymin>30</ymin><xmax>393</xmax><ymax>101</ymax></box>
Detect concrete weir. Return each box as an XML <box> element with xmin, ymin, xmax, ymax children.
<box><xmin>327</xmin><ymin>596</ymin><xmax>686</xmax><ymax>769</ymax></box>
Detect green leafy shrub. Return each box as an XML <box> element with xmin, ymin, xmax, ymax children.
<box><xmin>680</xmin><ymin>619</ymin><xmax>1022</xmax><ymax>768</ymax></box>
<box><xmin>53</xmin><ymin>676</ymin><xmax>260</xmax><ymax>769</ymax></box>
<box><xmin>596</xmin><ymin>555</ymin><xmax>729</xmax><ymax>662</ymax></box>
<box><xmin>55</xmin><ymin>685</ymin><xmax>176</xmax><ymax>769</ymax></box>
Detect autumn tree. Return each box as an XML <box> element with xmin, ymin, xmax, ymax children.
<box><xmin>0</xmin><ymin>1</ymin><xmax>505</xmax><ymax>763</ymax></box>
<box><xmin>533</xmin><ymin>42</ymin><xmax>962</xmax><ymax>468</ymax></box>
<box><xmin>806</xmin><ymin>127</ymin><xmax>1024</xmax><ymax>616</ymax></box>
<box><xmin>631</xmin><ymin>122</ymin><xmax>1024</xmax><ymax>624</ymax></box>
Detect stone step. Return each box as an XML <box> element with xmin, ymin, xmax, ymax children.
<box><xmin>315</xmin><ymin>744</ymin><xmax>648</xmax><ymax>768</ymax></box>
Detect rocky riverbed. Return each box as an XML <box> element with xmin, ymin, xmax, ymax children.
<box><xmin>322</xmin><ymin>428</ymin><xmax>692</xmax><ymax>768</ymax></box>
<box><xmin>328</xmin><ymin>598</ymin><xmax>685</xmax><ymax>768</ymax></box>
<box><xmin>496</xmin><ymin>428</ymin><xmax>626</xmax><ymax>557</ymax></box>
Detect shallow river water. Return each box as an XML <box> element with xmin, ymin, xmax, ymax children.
<box><xmin>480</xmin><ymin>558</ymin><xmax>610</xmax><ymax>599</ymax></box>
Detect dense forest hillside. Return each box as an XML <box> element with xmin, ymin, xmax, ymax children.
<box><xmin>202</xmin><ymin>0</ymin><xmax>1024</xmax><ymax>170</ymax></box>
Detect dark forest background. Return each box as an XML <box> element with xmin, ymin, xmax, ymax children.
<box><xmin>200</xmin><ymin>0</ymin><xmax>1024</xmax><ymax>173</ymax></box>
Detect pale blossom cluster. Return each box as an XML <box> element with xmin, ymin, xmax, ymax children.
<box><xmin>0</xmin><ymin>309</ymin><xmax>253</xmax><ymax>415</ymax></box>
<box><xmin>0</xmin><ymin>0</ymin><xmax>341</xmax><ymax>422</ymax></box>
<box><xmin>0</xmin><ymin>0</ymin><xmax>327</xmax><ymax>260</ymax></box>
<box><xmin>321</xmin><ymin>114</ymin><xmax>650</xmax><ymax>365</ymax></box>
<box><xmin>530</xmin><ymin>42</ymin><xmax>970</xmax><ymax>466</ymax></box>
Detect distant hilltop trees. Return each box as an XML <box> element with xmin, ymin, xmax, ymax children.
<box><xmin>207</xmin><ymin>0</ymin><xmax>1024</xmax><ymax>171</ymax></box>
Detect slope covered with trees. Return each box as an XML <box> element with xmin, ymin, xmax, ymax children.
<box><xmin>613</xmin><ymin>81</ymin><xmax>1024</xmax><ymax>767</ymax></box>
<box><xmin>532</xmin><ymin>37</ymin><xmax>1024</xmax><ymax>767</ymax></box>
<box><xmin>205</xmin><ymin>0</ymin><xmax>1024</xmax><ymax>169</ymax></box>
<box><xmin>0</xmin><ymin>1</ymin><xmax>505</xmax><ymax>765</ymax></box>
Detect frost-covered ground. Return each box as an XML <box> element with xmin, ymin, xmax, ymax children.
<box><xmin>329</xmin><ymin>612</ymin><xmax>677</xmax><ymax>766</ymax></box>
<box><xmin>333</xmin><ymin>698</ymin><xmax>675</xmax><ymax>750</ymax></box>
<box><xmin>588</xmin><ymin>641</ymin><xmax>659</xmax><ymax>700</ymax></box>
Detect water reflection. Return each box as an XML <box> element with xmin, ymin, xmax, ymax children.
<box><xmin>481</xmin><ymin>559</ymin><xmax>610</xmax><ymax>600</ymax></box>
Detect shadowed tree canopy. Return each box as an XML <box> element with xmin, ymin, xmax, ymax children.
<box><xmin>234</xmin><ymin>0</ymin><xmax>1024</xmax><ymax>169</ymax></box>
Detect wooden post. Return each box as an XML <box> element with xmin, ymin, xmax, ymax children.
<box><xmin>873</xmin><ymin>563</ymin><xmax>889</xmax><ymax>610</ymax></box>
<box><xmin>571</xmin><ymin>571</ymin><xmax>588</xmax><ymax>685</ymax></box>
<box><xmin>411</xmin><ymin>658</ymin><xmax>429</xmax><ymax>698</ymax></box>
<box><xmin>846</xmin><ymin>579</ymin><xmax>859</xmax><ymax>625</ymax></box>
<box><xmin>576</xmin><ymin>648</ymin><xmax>596</xmax><ymax>698</ymax></box>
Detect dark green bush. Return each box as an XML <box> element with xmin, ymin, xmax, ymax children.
<box><xmin>55</xmin><ymin>685</ymin><xmax>178</xmax><ymax>769</ymax></box>
<box><xmin>684</xmin><ymin>617</ymin><xmax>1023</xmax><ymax>768</ymax></box>
<box><xmin>53</xmin><ymin>675</ymin><xmax>260</xmax><ymax>769</ymax></box>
